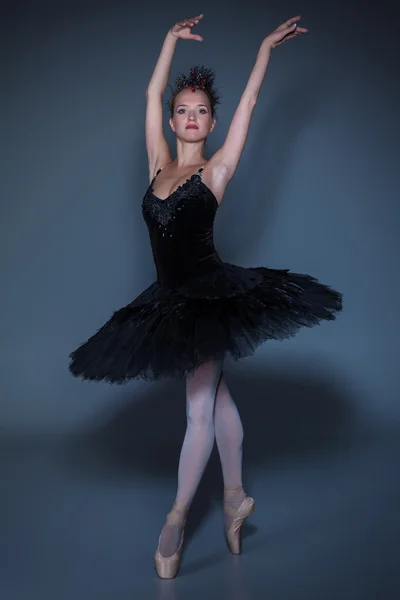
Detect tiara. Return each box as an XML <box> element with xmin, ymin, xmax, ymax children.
<box><xmin>165</xmin><ymin>65</ymin><xmax>221</xmax><ymax>116</ymax></box>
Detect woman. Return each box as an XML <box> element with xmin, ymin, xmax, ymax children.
<box><xmin>69</xmin><ymin>14</ymin><xmax>342</xmax><ymax>578</ymax></box>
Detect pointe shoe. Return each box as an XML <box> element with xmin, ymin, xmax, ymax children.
<box><xmin>154</xmin><ymin>502</ymin><xmax>188</xmax><ymax>579</ymax></box>
<box><xmin>224</xmin><ymin>486</ymin><xmax>255</xmax><ymax>555</ymax></box>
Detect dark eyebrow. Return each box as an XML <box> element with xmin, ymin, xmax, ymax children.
<box><xmin>176</xmin><ymin>104</ymin><xmax>208</xmax><ymax>108</ymax></box>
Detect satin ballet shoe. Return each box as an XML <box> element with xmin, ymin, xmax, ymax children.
<box><xmin>224</xmin><ymin>486</ymin><xmax>255</xmax><ymax>555</ymax></box>
<box><xmin>154</xmin><ymin>502</ymin><xmax>188</xmax><ymax>579</ymax></box>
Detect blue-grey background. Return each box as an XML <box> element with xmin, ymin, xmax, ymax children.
<box><xmin>1</xmin><ymin>1</ymin><xmax>399</xmax><ymax>598</ymax></box>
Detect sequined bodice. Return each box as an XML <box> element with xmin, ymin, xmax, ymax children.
<box><xmin>141</xmin><ymin>168</ymin><xmax>222</xmax><ymax>287</ymax></box>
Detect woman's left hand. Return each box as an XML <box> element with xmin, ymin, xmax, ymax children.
<box><xmin>263</xmin><ymin>15</ymin><xmax>308</xmax><ymax>49</ymax></box>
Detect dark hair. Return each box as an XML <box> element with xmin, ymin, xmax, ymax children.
<box><xmin>165</xmin><ymin>65</ymin><xmax>221</xmax><ymax>120</ymax></box>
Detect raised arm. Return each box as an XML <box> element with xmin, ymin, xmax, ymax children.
<box><xmin>145</xmin><ymin>16</ymin><xmax>204</xmax><ymax>182</ymax></box>
<box><xmin>145</xmin><ymin>32</ymin><xmax>176</xmax><ymax>182</ymax></box>
<box><xmin>209</xmin><ymin>16</ymin><xmax>307</xmax><ymax>180</ymax></box>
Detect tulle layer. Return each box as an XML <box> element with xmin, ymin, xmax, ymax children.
<box><xmin>68</xmin><ymin>263</ymin><xmax>343</xmax><ymax>383</ymax></box>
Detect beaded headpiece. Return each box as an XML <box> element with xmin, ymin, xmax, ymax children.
<box><xmin>166</xmin><ymin>65</ymin><xmax>221</xmax><ymax>118</ymax></box>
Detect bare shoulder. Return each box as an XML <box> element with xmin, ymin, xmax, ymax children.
<box><xmin>202</xmin><ymin>151</ymin><xmax>233</xmax><ymax>206</ymax></box>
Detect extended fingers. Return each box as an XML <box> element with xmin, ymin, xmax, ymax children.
<box><xmin>275</xmin><ymin>29</ymin><xmax>306</xmax><ymax>46</ymax></box>
<box><xmin>277</xmin><ymin>15</ymin><xmax>301</xmax><ymax>31</ymax></box>
<box><xmin>289</xmin><ymin>27</ymin><xmax>308</xmax><ymax>35</ymax></box>
<box><xmin>285</xmin><ymin>15</ymin><xmax>301</xmax><ymax>26</ymax></box>
<box><xmin>183</xmin><ymin>14</ymin><xmax>203</xmax><ymax>26</ymax></box>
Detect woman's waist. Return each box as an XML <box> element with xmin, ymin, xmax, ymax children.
<box><xmin>154</xmin><ymin>251</ymin><xmax>222</xmax><ymax>285</ymax></box>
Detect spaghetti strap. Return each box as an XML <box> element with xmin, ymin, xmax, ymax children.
<box><xmin>153</xmin><ymin>162</ymin><xmax>173</xmax><ymax>181</ymax></box>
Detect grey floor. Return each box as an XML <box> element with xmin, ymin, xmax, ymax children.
<box><xmin>2</xmin><ymin>426</ymin><xmax>399</xmax><ymax>600</ymax></box>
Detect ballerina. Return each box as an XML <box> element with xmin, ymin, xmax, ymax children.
<box><xmin>69</xmin><ymin>14</ymin><xmax>342</xmax><ymax>579</ymax></box>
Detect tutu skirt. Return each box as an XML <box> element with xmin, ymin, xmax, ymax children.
<box><xmin>68</xmin><ymin>263</ymin><xmax>343</xmax><ymax>383</ymax></box>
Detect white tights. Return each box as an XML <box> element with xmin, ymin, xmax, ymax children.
<box><xmin>159</xmin><ymin>359</ymin><xmax>245</xmax><ymax>557</ymax></box>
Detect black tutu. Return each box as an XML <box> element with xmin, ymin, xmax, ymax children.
<box><xmin>69</xmin><ymin>167</ymin><xmax>343</xmax><ymax>383</ymax></box>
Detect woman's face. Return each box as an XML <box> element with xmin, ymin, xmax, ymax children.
<box><xmin>169</xmin><ymin>88</ymin><xmax>216</xmax><ymax>141</ymax></box>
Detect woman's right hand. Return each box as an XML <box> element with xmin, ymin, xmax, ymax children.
<box><xmin>169</xmin><ymin>14</ymin><xmax>204</xmax><ymax>41</ymax></box>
